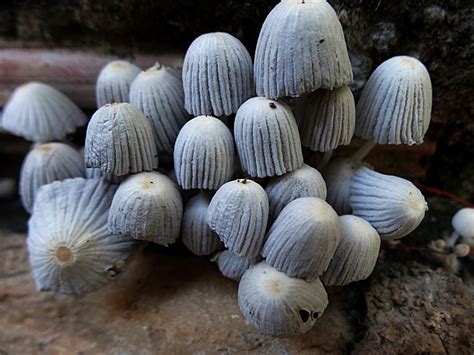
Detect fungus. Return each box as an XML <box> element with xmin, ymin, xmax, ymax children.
<box><xmin>234</xmin><ymin>97</ymin><xmax>303</xmax><ymax>178</ymax></box>
<box><xmin>108</xmin><ymin>172</ymin><xmax>183</xmax><ymax>246</ymax></box>
<box><xmin>27</xmin><ymin>178</ymin><xmax>136</xmax><ymax>297</ymax></box>
<box><xmin>213</xmin><ymin>250</ymin><xmax>258</xmax><ymax>281</ymax></box>
<box><xmin>451</xmin><ymin>208</ymin><xmax>474</xmax><ymax>245</ymax></box>
<box><xmin>262</xmin><ymin>197</ymin><xmax>341</xmax><ymax>281</ymax></box>
<box><xmin>238</xmin><ymin>262</ymin><xmax>328</xmax><ymax>337</ymax></box>
<box><xmin>182</xmin><ymin>32</ymin><xmax>254</xmax><ymax>117</ymax></box>
<box><xmin>0</xmin><ymin>82</ymin><xmax>87</xmax><ymax>142</ymax></box>
<box><xmin>85</xmin><ymin>168</ymin><xmax>126</xmax><ymax>185</ymax></box>
<box><xmin>207</xmin><ymin>179</ymin><xmax>269</xmax><ymax>257</ymax></box>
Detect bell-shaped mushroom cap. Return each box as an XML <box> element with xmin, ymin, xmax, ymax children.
<box><xmin>213</xmin><ymin>250</ymin><xmax>258</xmax><ymax>281</ymax></box>
<box><xmin>321</xmin><ymin>215</ymin><xmax>381</xmax><ymax>286</ymax></box>
<box><xmin>20</xmin><ymin>143</ymin><xmax>85</xmax><ymax>213</ymax></box>
<box><xmin>265</xmin><ymin>164</ymin><xmax>327</xmax><ymax>220</ymax></box>
<box><xmin>85</xmin><ymin>103</ymin><xmax>158</xmax><ymax>176</ymax></box>
<box><xmin>452</xmin><ymin>208</ymin><xmax>474</xmax><ymax>239</ymax></box>
<box><xmin>234</xmin><ymin>97</ymin><xmax>303</xmax><ymax>178</ymax></box>
<box><xmin>108</xmin><ymin>172</ymin><xmax>183</xmax><ymax>245</ymax></box>
<box><xmin>262</xmin><ymin>197</ymin><xmax>341</xmax><ymax>281</ymax></box>
<box><xmin>182</xmin><ymin>32</ymin><xmax>254</xmax><ymax>117</ymax></box>
<box><xmin>182</xmin><ymin>192</ymin><xmax>223</xmax><ymax>256</ymax></box>
<box><xmin>174</xmin><ymin>115</ymin><xmax>234</xmax><ymax>190</ymax></box>
<box><xmin>27</xmin><ymin>178</ymin><xmax>136</xmax><ymax>297</ymax></box>
<box><xmin>296</xmin><ymin>86</ymin><xmax>355</xmax><ymax>152</ymax></box>
<box><xmin>254</xmin><ymin>0</ymin><xmax>352</xmax><ymax>99</ymax></box>
<box><xmin>238</xmin><ymin>262</ymin><xmax>328</xmax><ymax>337</ymax></box>
<box><xmin>350</xmin><ymin>167</ymin><xmax>428</xmax><ymax>239</ymax></box>
<box><xmin>321</xmin><ymin>158</ymin><xmax>363</xmax><ymax>215</ymax></box>
<box><xmin>96</xmin><ymin>60</ymin><xmax>141</xmax><ymax>107</ymax></box>
<box><xmin>129</xmin><ymin>63</ymin><xmax>190</xmax><ymax>152</ymax></box>
<box><xmin>0</xmin><ymin>82</ymin><xmax>87</xmax><ymax>142</ymax></box>
<box><xmin>355</xmin><ymin>56</ymin><xmax>432</xmax><ymax>145</ymax></box>
<box><xmin>207</xmin><ymin>179</ymin><xmax>269</xmax><ymax>257</ymax></box>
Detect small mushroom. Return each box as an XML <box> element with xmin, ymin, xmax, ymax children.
<box><xmin>27</xmin><ymin>178</ymin><xmax>136</xmax><ymax>297</ymax></box>
<box><xmin>234</xmin><ymin>97</ymin><xmax>303</xmax><ymax>178</ymax></box>
<box><xmin>451</xmin><ymin>208</ymin><xmax>474</xmax><ymax>246</ymax></box>
<box><xmin>254</xmin><ymin>0</ymin><xmax>352</xmax><ymax>99</ymax></box>
<box><xmin>85</xmin><ymin>103</ymin><xmax>158</xmax><ymax>176</ymax></box>
<box><xmin>129</xmin><ymin>63</ymin><xmax>190</xmax><ymax>152</ymax></box>
<box><xmin>238</xmin><ymin>262</ymin><xmax>328</xmax><ymax>337</ymax></box>
<box><xmin>1</xmin><ymin>82</ymin><xmax>87</xmax><ymax>142</ymax></box>
<box><xmin>182</xmin><ymin>192</ymin><xmax>223</xmax><ymax>256</ymax></box>
<box><xmin>108</xmin><ymin>172</ymin><xmax>183</xmax><ymax>246</ymax></box>
<box><xmin>213</xmin><ymin>250</ymin><xmax>258</xmax><ymax>281</ymax></box>
<box><xmin>207</xmin><ymin>179</ymin><xmax>269</xmax><ymax>257</ymax></box>
<box><xmin>265</xmin><ymin>164</ymin><xmax>327</xmax><ymax>221</ymax></box>
<box><xmin>96</xmin><ymin>60</ymin><xmax>141</xmax><ymax>107</ymax></box>
<box><xmin>182</xmin><ymin>32</ymin><xmax>254</xmax><ymax>117</ymax></box>
<box><xmin>174</xmin><ymin>115</ymin><xmax>234</xmax><ymax>190</ymax></box>
<box><xmin>20</xmin><ymin>143</ymin><xmax>85</xmax><ymax>213</ymax></box>
<box><xmin>350</xmin><ymin>167</ymin><xmax>428</xmax><ymax>239</ymax></box>
<box><xmin>321</xmin><ymin>215</ymin><xmax>381</xmax><ymax>286</ymax></box>
<box><xmin>262</xmin><ymin>197</ymin><xmax>341</xmax><ymax>281</ymax></box>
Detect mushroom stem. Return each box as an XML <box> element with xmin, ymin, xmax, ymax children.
<box><xmin>352</xmin><ymin>140</ymin><xmax>377</xmax><ymax>162</ymax></box>
<box><xmin>317</xmin><ymin>150</ymin><xmax>333</xmax><ymax>170</ymax></box>
<box><xmin>446</xmin><ymin>231</ymin><xmax>460</xmax><ymax>248</ymax></box>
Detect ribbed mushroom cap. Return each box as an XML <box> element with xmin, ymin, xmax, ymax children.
<box><xmin>296</xmin><ymin>86</ymin><xmax>355</xmax><ymax>152</ymax></box>
<box><xmin>452</xmin><ymin>208</ymin><xmax>474</xmax><ymax>239</ymax></box>
<box><xmin>213</xmin><ymin>250</ymin><xmax>258</xmax><ymax>281</ymax></box>
<box><xmin>322</xmin><ymin>215</ymin><xmax>381</xmax><ymax>286</ymax></box>
<box><xmin>96</xmin><ymin>60</ymin><xmax>141</xmax><ymax>107</ymax></box>
<box><xmin>238</xmin><ymin>262</ymin><xmax>328</xmax><ymax>337</ymax></box>
<box><xmin>1</xmin><ymin>82</ymin><xmax>87</xmax><ymax>142</ymax></box>
<box><xmin>350</xmin><ymin>167</ymin><xmax>428</xmax><ymax>239</ymax></box>
<box><xmin>20</xmin><ymin>143</ymin><xmax>85</xmax><ymax>213</ymax></box>
<box><xmin>129</xmin><ymin>63</ymin><xmax>190</xmax><ymax>152</ymax></box>
<box><xmin>254</xmin><ymin>0</ymin><xmax>352</xmax><ymax>99</ymax></box>
<box><xmin>321</xmin><ymin>158</ymin><xmax>363</xmax><ymax>215</ymax></box>
<box><xmin>85</xmin><ymin>103</ymin><xmax>158</xmax><ymax>176</ymax></box>
<box><xmin>207</xmin><ymin>179</ymin><xmax>269</xmax><ymax>257</ymax></box>
<box><xmin>262</xmin><ymin>197</ymin><xmax>341</xmax><ymax>281</ymax></box>
<box><xmin>182</xmin><ymin>192</ymin><xmax>223</xmax><ymax>256</ymax></box>
<box><xmin>265</xmin><ymin>164</ymin><xmax>327</xmax><ymax>221</ymax></box>
<box><xmin>108</xmin><ymin>172</ymin><xmax>183</xmax><ymax>245</ymax></box>
<box><xmin>27</xmin><ymin>178</ymin><xmax>136</xmax><ymax>297</ymax></box>
<box><xmin>355</xmin><ymin>56</ymin><xmax>432</xmax><ymax>145</ymax></box>
<box><xmin>234</xmin><ymin>97</ymin><xmax>303</xmax><ymax>178</ymax></box>
<box><xmin>182</xmin><ymin>32</ymin><xmax>254</xmax><ymax>117</ymax></box>
<box><xmin>174</xmin><ymin>115</ymin><xmax>234</xmax><ymax>190</ymax></box>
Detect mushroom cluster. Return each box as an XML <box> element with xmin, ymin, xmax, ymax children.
<box><xmin>1</xmin><ymin>0</ymin><xmax>435</xmax><ymax>338</ymax></box>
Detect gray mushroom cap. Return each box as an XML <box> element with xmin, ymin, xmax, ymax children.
<box><xmin>451</xmin><ymin>208</ymin><xmax>474</xmax><ymax>239</ymax></box>
<box><xmin>213</xmin><ymin>250</ymin><xmax>258</xmax><ymax>281</ymax></box>
<box><xmin>238</xmin><ymin>262</ymin><xmax>328</xmax><ymax>337</ymax></box>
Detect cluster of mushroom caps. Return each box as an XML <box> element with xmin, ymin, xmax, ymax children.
<box><xmin>1</xmin><ymin>0</ymin><xmax>435</xmax><ymax>337</ymax></box>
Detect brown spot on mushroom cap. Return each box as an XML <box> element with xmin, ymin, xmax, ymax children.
<box><xmin>269</xmin><ymin>102</ymin><xmax>277</xmax><ymax>109</ymax></box>
<box><xmin>55</xmin><ymin>246</ymin><xmax>72</xmax><ymax>263</ymax></box>
<box><xmin>140</xmin><ymin>179</ymin><xmax>156</xmax><ymax>190</ymax></box>
<box><xmin>35</xmin><ymin>143</ymin><xmax>54</xmax><ymax>154</ymax></box>
<box><xmin>110</xmin><ymin>62</ymin><xmax>125</xmax><ymax>70</ymax></box>
<box><xmin>400</xmin><ymin>57</ymin><xmax>417</xmax><ymax>69</ymax></box>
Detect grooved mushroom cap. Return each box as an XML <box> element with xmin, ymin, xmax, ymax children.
<box><xmin>174</xmin><ymin>115</ymin><xmax>235</xmax><ymax>190</ymax></box>
<box><xmin>254</xmin><ymin>0</ymin><xmax>353</xmax><ymax>99</ymax></box>
<box><xmin>296</xmin><ymin>86</ymin><xmax>355</xmax><ymax>152</ymax></box>
<box><xmin>0</xmin><ymin>82</ymin><xmax>87</xmax><ymax>142</ymax></box>
<box><xmin>321</xmin><ymin>215</ymin><xmax>381</xmax><ymax>286</ymax></box>
<box><xmin>20</xmin><ymin>143</ymin><xmax>85</xmax><ymax>213</ymax></box>
<box><xmin>234</xmin><ymin>97</ymin><xmax>303</xmax><ymax>178</ymax></box>
<box><xmin>96</xmin><ymin>60</ymin><xmax>141</xmax><ymax>107</ymax></box>
<box><xmin>85</xmin><ymin>103</ymin><xmax>158</xmax><ymax>176</ymax></box>
<box><xmin>182</xmin><ymin>32</ymin><xmax>254</xmax><ymax>117</ymax></box>
<box><xmin>129</xmin><ymin>63</ymin><xmax>190</xmax><ymax>152</ymax></box>
<box><xmin>262</xmin><ymin>197</ymin><xmax>341</xmax><ymax>281</ymax></box>
<box><xmin>207</xmin><ymin>179</ymin><xmax>269</xmax><ymax>257</ymax></box>
<box><xmin>452</xmin><ymin>208</ymin><xmax>474</xmax><ymax>239</ymax></box>
<box><xmin>27</xmin><ymin>178</ymin><xmax>136</xmax><ymax>297</ymax></box>
<box><xmin>265</xmin><ymin>164</ymin><xmax>327</xmax><ymax>221</ymax></box>
<box><xmin>321</xmin><ymin>158</ymin><xmax>363</xmax><ymax>215</ymax></box>
<box><xmin>214</xmin><ymin>250</ymin><xmax>258</xmax><ymax>281</ymax></box>
<box><xmin>108</xmin><ymin>172</ymin><xmax>183</xmax><ymax>245</ymax></box>
<box><xmin>238</xmin><ymin>262</ymin><xmax>328</xmax><ymax>337</ymax></box>
<box><xmin>355</xmin><ymin>56</ymin><xmax>432</xmax><ymax>145</ymax></box>
<box><xmin>350</xmin><ymin>167</ymin><xmax>428</xmax><ymax>239</ymax></box>
<box><xmin>182</xmin><ymin>192</ymin><xmax>223</xmax><ymax>256</ymax></box>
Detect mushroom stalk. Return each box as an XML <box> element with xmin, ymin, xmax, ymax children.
<box><xmin>352</xmin><ymin>140</ymin><xmax>377</xmax><ymax>162</ymax></box>
<box><xmin>317</xmin><ymin>150</ymin><xmax>333</xmax><ymax>170</ymax></box>
<box><xmin>446</xmin><ymin>231</ymin><xmax>460</xmax><ymax>248</ymax></box>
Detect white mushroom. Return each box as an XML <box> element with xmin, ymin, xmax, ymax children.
<box><xmin>213</xmin><ymin>250</ymin><xmax>258</xmax><ymax>281</ymax></box>
<box><xmin>451</xmin><ymin>208</ymin><xmax>474</xmax><ymax>245</ymax></box>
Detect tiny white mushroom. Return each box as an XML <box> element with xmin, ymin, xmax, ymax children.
<box><xmin>213</xmin><ymin>250</ymin><xmax>258</xmax><ymax>281</ymax></box>
<box><xmin>238</xmin><ymin>262</ymin><xmax>328</xmax><ymax>337</ymax></box>
<box><xmin>451</xmin><ymin>208</ymin><xmax>474</xmax><ymax>245</ymax></box>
